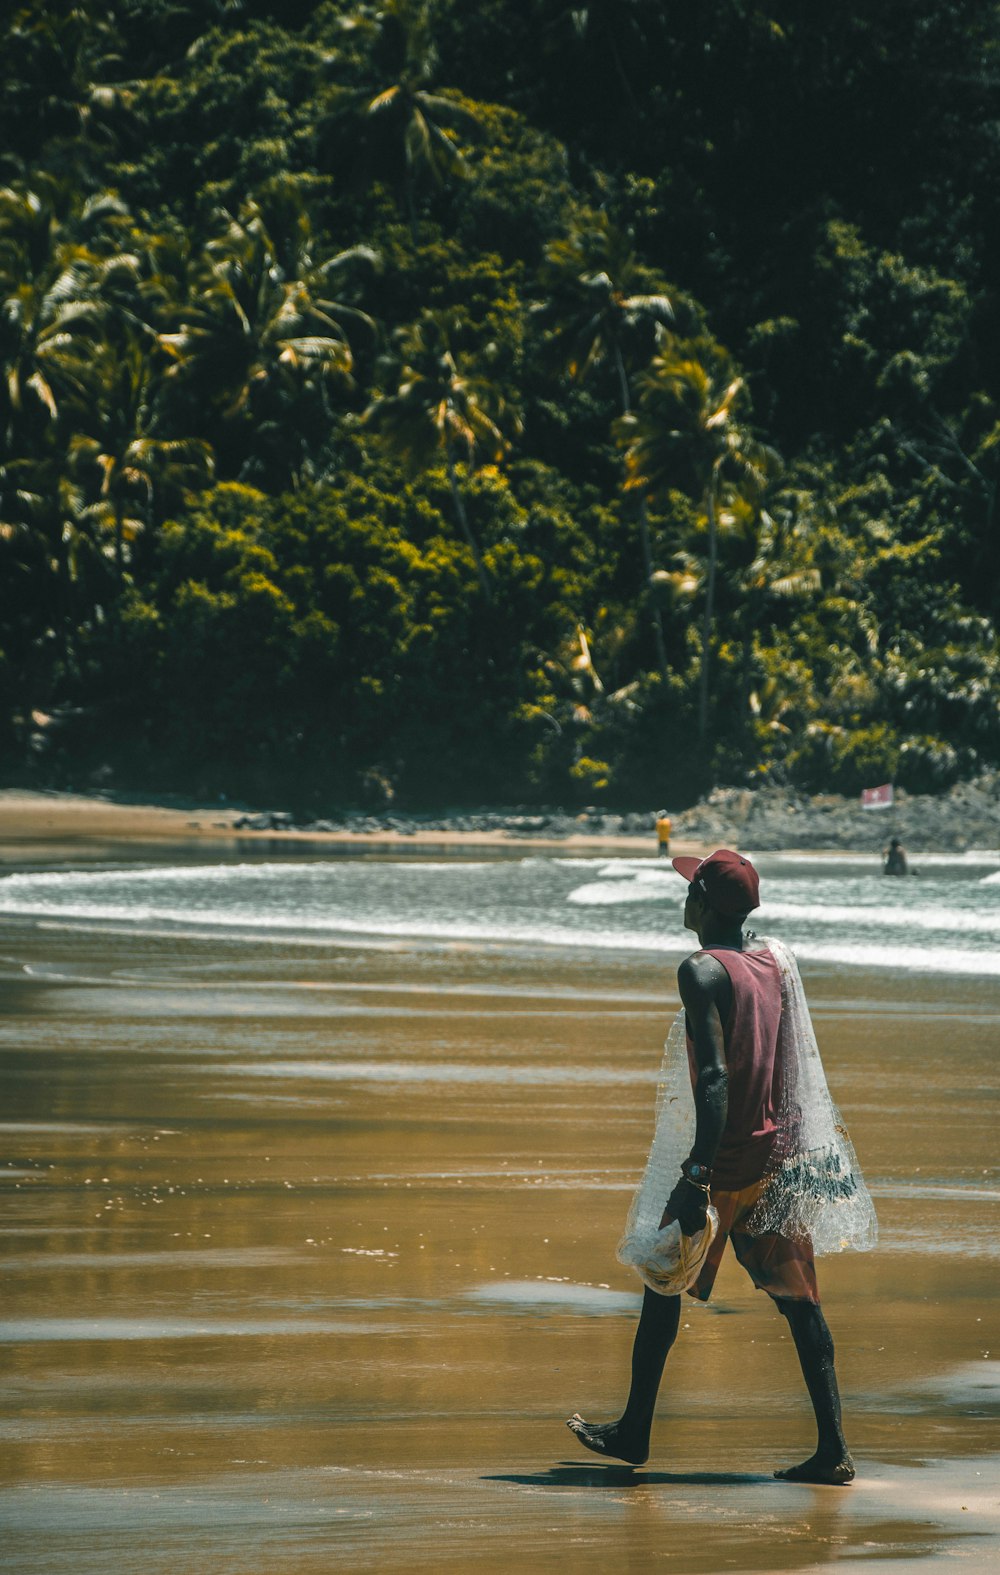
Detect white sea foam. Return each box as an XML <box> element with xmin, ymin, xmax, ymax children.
<box><xmin>789</xmin><ymin>939</ymin><xmax>1000</xmax><ymax>976</ymax></box>
<box><xmin>3</xmin><ymin>857</ymin><xmax>999</xmax><ymax>975</ymax></box>
<box><xmin>6</xmin><ymin>897</ymin><xmax>997</xmax><ymax>973</ymax></box>
<box><xmin>759</xmin><ymin>899</ymin><xmax>1000</xmax><ymax>936</ymax></box>
<box><xmin>465</xmin><ymin>1279</ymin><xmax>636</xmax><ymax>1312</ymax></box>
<box><xmin>568</xmin><ymin>875</ymin><xmax>683</xmax><ymax>906</ymax></box>
<box><xmin>0</xmin><ymin>896</ymin><xmax>687</xmax><ymax>952</ymax></box>
<box><xmin>0</xmin><ymin>858</ymin><xmax>495</xmax><ymax>890</ymax></box>
<box><xmin>0</xmin><ymin>1316</ymin><xmax>375</xmax><ymax>1342</ymax></box>
<box><xmin>757</xmin><ymin>848</ymin><xmax>1000</xmax><ymax>868</ymax></box>
<box><xmin>218</xmin><ymin>1059</ymin><xmax>658</xmax><ymax>1085</ymax></box>
<box><xmin>568</xmin><ymin>882</ymin><xmax>1000</xmax><ymax>936</ymax></box>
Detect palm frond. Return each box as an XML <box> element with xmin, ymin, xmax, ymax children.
<box><xmin>368</xmin><ymin>86</ymin><xmax>401</xmax><ymax>114</ymax></box>
<box><xmin>416</xmin><ymin>92</ymin><xmax>483</xmax><ymax>132</ymax></box>
<box><xmin>278</xmin><ymin>335</ymin><xmax>353</xmax><ymax>365</ymax></box>
<box><xmin>24</xmin><ymin>370</ymin><xmax>57</xmax><ymax>417</ymax></box>
<box><xmin>770</xmin><ymin>568</ymin><xmax>822</xmax><ymax>597</ymax></box>
<box><xmin>405</xmin><ymin>107</ymin><xmax>435</xmax><ymax>173</ymax></box>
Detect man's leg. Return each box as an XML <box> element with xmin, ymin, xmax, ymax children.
<box><xmin>773</xmin><ymin>1297</ymin><xmax>855</xmax><ymax>1484</ymax></box>
<box><xmin>567</xmin><ymin>1287</ymin><xmax>681</xmax><ymax>1465</ymax></box>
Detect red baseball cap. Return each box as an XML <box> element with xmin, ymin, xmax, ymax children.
<box><xmin>671</xmin><ymin>848</ymin><xmax>760</xmax><ymax>916</ymax></box>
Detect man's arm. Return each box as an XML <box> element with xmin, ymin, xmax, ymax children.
<box><xmin>661</xmin><ymin>953</ymin><xmax>730</xmax><ymax>1235</ymax></box>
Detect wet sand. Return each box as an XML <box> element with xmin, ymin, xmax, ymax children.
<box><xmin>1</xmin><ymin>889</ymin><xmax>999</xmax><ymax>1571</ymax></box>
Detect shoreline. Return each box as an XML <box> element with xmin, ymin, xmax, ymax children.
<box><xmin>0</xmin><ymin>789</ymin><xmax>691</xmax><ymax>862</ymax></box>
<box><xmin>0</xmin><ymin>778</ymin><xmax>997</xmax><ymax>864</ymax></box>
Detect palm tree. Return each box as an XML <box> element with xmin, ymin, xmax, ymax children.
<box><xmin>538</xmin><ymin>212</ymin><xmax>673</xmax><ymax>402</ymax></box>
<box><xmin>618</xmin><ymin>333</ymin><xmax>779</xmax><ymax>739</ymax></box>
<box><xmin>0</xmin><ymin>182</ymin><xmax>156</xmax><ymax>445</ymax></box>
<box><xmin>0</xmin><ymin>451</ymin><xmax>53</xmax><ymax>636</ymax></box>
<box><xmin>157</xmin><ymin>199</ymin><xmax>375</xmax><ymax>461</ymax></box>
<box><xmin>1</xmin><ymin>5</ymin><xmax>129</xmax><ymax>156</ymax></box>
<box><xmin>364</xmin><ymin>0</ymin><xmax>482</xmax><ymax>236</ymax></box>
<box><xmin>708</xmin><ymin>485</ymin><xmax>822</xmax><ymax>727</ymax></box>
<box><xmin>0</xmin><ymin>452</ymin><xmax>119</xmax><ymax>679</ymax></box>
<box><xmin>363</xmin><ymin>312</ymin><xmax>520</xmax><ymax>601</ymax></box>
<box><xmin>536</xmin><ymin>210</ymin><xmax>673</xmax><ymax>675</ymax></box>
<box><xmin>67</xmin><ymin>334</ymin><xmax>213</xmax><ymax>587</ymax></box>
<box><xmin>0</xmin><ymin>185</ymin><xmax>92</xmax><ymax>440</ymax></box>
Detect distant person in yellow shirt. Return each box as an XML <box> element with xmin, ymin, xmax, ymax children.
<box><xmin>656</xmin><ymin>812</ymin><xmax>672</xmax><ymax>857</ymax></box>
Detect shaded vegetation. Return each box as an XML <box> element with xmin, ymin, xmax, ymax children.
<box><xmin>2</xmin><ymin>0</ymin><xmax>999</xmax><ymax>808</ymax></box>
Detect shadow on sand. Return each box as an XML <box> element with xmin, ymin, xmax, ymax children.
<box><xmin>484</xmin><ymin>1463</ymin><xmax>771</xmax><ymax>1489</ymax></box>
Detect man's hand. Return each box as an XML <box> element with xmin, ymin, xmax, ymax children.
<box><xmin>661</xmin><ymin>1176</ymin><xmax>709</xmax><ymax>1238</ymax></box>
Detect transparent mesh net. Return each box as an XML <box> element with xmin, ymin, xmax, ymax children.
<box><xmin>617</xmin><ymin>935</ymin><xmax>877</xmax><ymax>1279</ymax></box>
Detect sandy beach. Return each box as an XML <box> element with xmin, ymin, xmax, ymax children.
<box><xmin>3</xmin><ymin>775</ymin><xmax>997</xmax><ymax>865</ymax></box>
<box><xmin>0</xmin><ymin>818</ymin><xmax>998</xmax><ymax>1573</ymax></box>
<box><xmin>0</xmin><ymin>789</ymin><xmax>684</xmax><ymax>862</ymax></box>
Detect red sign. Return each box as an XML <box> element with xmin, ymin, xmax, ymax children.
<box><xmin>860</xmin><ymin>783</ymin><xmax>894</xmax><ymax>809</ymax></box>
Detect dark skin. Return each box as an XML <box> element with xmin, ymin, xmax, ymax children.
<box><xmin>567</xmin><ymin>885</ymin><xmax>855</xmax><ymax>1483</ymax></box>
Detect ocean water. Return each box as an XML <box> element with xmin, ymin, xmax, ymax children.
<box><xmin>2</xmin><ymin>849</ymin><xmax>999</xmax><ymax>976</ymax></box>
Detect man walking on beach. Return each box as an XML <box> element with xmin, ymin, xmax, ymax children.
<box><xmin>567</xmin><ymin>849</ymin><xmax>874</xmax><ymax>1483</ymax></box>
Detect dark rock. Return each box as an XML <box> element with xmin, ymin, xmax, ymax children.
<box><xmin>505</xmin><ymin>815</ymin><xmax>549</xmax><ymax>833</ymax></box>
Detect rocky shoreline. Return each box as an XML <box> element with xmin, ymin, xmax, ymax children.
<box><xmin>230</xmin><ymin>773</ymin><xmax>1000</xmax><ymax>853</ymax></box>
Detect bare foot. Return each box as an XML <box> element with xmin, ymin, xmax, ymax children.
<box><xmin>774</xmin><ymin>1451</ymin><xmax>855</xmax><ymax>1485</ymax></box>
<box><xmin>565</xmin><ymin>1414</ymin><xmax>648</xmax><ymax>1466</ymax></box>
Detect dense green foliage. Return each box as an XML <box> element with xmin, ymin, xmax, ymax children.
<box><xmin>3</xmin><ymin>0</ymin><xmax>999</xmax><ymax>807</ymax></box>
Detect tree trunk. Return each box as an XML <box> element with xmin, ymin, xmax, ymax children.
<box><xmin>405</xmin><ymin>162</ymin><xmax>418</xmax><ymax>245</ymax></box>
<box><xmin>698</xmin><ymin>485</ymin><xmax>718</xmax><ymax>741</ymax></box>
<box><xmin>114</xmin><ymin>501</ymin><xmax>124</xmax><ymax>587</ymax></box>
<box><xmin>613</xmin><ymin>339</ymin><xmax>631</xmax><ymax>417</ymax></box>
<box><xmin>638</xmin><ymin>495</ymin><xmax>669</xmax><ymax>680</ymax></box>
<box><xmin>58</xmin><ymin>545</ymin><xmax>78</xmax><ymax>684</ymax></box>
<box><xmin>445</xmin><ymin>443</ymin><xmax>492</xmax><ymax>602</ymax></box>
<box><xmin>615</xmin><ymin>341</ymin><xmax>668</xmax><ymax>680</ymax></box>
<box><xmin>738</xmin><ymin>585</ymin><xmax>758</xmax><ymax>735</ymax></box>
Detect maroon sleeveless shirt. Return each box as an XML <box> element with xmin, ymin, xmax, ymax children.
<box><xmin>686</xmin><ymin>946</ymin><xmax>783</xmax><ymax>1189</ymax></box>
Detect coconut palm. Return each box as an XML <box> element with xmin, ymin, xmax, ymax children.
<box><xmin>0</xmin><ymin>455</ymin><xmax>53</xmax><ymax>632</ymax></box>
<box><xmin>537</xmin><ymin>212</ymin><xmax>673</xmax><ymax>402</ymax></box>
<box><xmin>710</xmin><ymin>485</ymin><xmax>822</xmax><ymax>726</ymax></box>
<box><xmin>618</xmin><ymin>333</ymin><xmax>780</xmax><ymax>738</ymax></box>
<box><xmin>0</xmin><ymin>183</ymin><xmax>158</xmax><ymax>444</ymax></box>
<box><xmin>157</xmin><ymin>200</ymin><xmax>375</xmax><ymax>456</ymax></box>
<box><xmin>536</xmin><ymin>210</ymin><xmax>673</xmax><ymax>675</ymax></box>
<box><xmin>363</xmin><ymin>312</ymin><xmax>520</xmax><ymax>601</ymax></box>
<box><xmin>364</xmin><ymin>0</ymin><xmax>482</xmax><ymax>235</ymax></box>
<box><xmin>67</xmin><ymin>335</ymin><xmax>214</xmax><ymax>586</ymax></box>
<box><xmin>1</xmin><ymin>448</ymin><xmax>113</xmax><ymax>677</ymax></box>
<box><xmin>0</xmin><ymin>184</ymin><xmax>94</xmax><ymax>439</ymax></box>
<box><xmin>1</xmin><ymin>4</ymin><xmax>128</xmax><ymax>153</ymax></box>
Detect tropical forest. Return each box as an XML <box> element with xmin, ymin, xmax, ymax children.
<box><xmin>3</xmin><ymin>0</ymin><xmax>1000</xmax><ymax>811</ymax></box>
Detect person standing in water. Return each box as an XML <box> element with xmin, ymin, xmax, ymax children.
<box><xmin>883</xmin><ymin>837</ymin><xmax>908</xmax><ymax>876</ymax></box>
<box><xmin>567</xmin><ymin>849</ymin><xmax>872</xmax><ymax>1484</ymax></box>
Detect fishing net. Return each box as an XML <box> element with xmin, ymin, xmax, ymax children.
<box><xmin>626</xmin><ymin>1208</ymin><xmax>720</xmax><ymax>1296</ymax></box>
<box><xmin>617</xmin><ymin>935</ymin><xmax>877</xmax><ymax>1281</ymax></box>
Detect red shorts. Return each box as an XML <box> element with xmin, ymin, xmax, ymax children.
<box><xmin>689</xmin><ymin>1180</ymin><xmax>819</xmax><ymax>1304</ymax></box>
